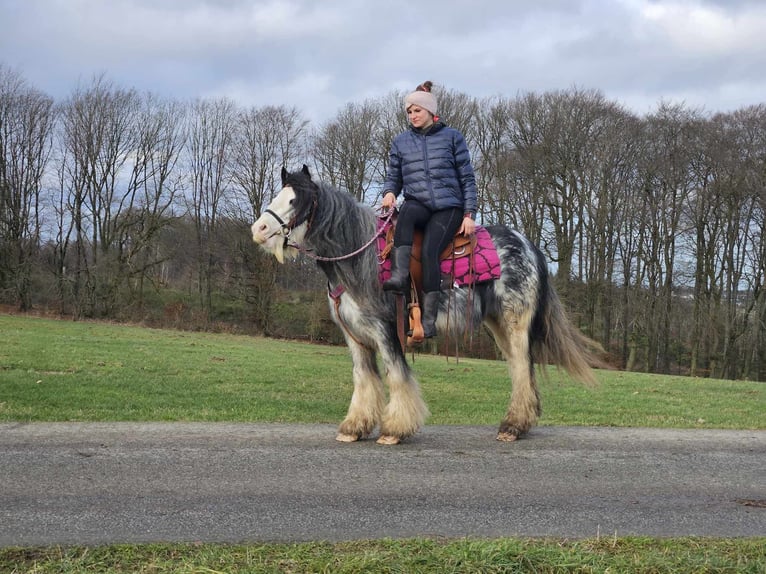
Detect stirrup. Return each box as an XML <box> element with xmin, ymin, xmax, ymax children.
<box><xmin>406</xmin><ymin>302</ymin><xmax>424</xmax><ymax>345</ymax></box>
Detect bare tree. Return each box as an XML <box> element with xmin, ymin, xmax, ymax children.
<box><xmin>311</xmin><ymin>100</ymin><xmax>382</xmax><ymax>203</ymax></box>
<box><xmin>635</xmin><ymin>102</ymin><xmax>702</xmax><ymax>372</ymax></box>
<box><xmin>686</xmin><ymin>119</ymin><xmax>724</xmax><ymax>376</ymax></box>
<box><xmin>373</xmin><ymin>90</ymin><xmax>410</xmax><ymax>204</ymax></box>
<box><xmin>495</xmin><ymin>92</ymin><xmax>550</xmax><ymax>238</ymax></box>
<box><xmin>232</xmin><ymin>105</ymin><xmax>308</xmax><ymax>220</ymax></box>
<box><xmin>434</xmin><ymin>85</ymin><xmax>479</xmax><ymax>144</ymax></box>
<box><xmin>230</xmin><ymin>104</ymin><xmax>308</xmax><ymax>332</ymax></box>
<box><xmin>740</xmin><ymin>105</ymin><xmax>766</xmax><ymax>381</ymax></box>
<box><xmin>472</xmin><ymin>96</ymin><xmax>519</xmax><ymax>229</ymax></box>
<box><xmin>701</xmin><ymin>107</ymin><xmax>766</xmax><ymax>379</ymax></box>
<box><xmin>751</xmin><ymin>167</ymin><xmax>766</xmax><ymax>379</ymax></box>
<box><xmin>123</xmin><ymin>94</ymin><xmax>186</xmax><ymax>311</ymax></box>
<box><xmin>500</xmin><ymin>88</ymin><xmax>615</xmax><ymax>302</ymax></box>
<box><xmin>57</xmin><ymin>75</ymin><xmax>143</xmax><ymax>316</ymax></box>
<box><xmin>615</xmin><ymin>156</ymin><xmax>650</xmax><ymax>371</ymax></box>
<box><xmin>580</xmin><ymin>105</ymin><xmax>642</xmax><ymax>347</ymax></box>
<box><xmin>0</xmin><ymin>65</ymin><xmax>55</xmax><ymax>310</ymax></box>
<box><xmin>186</xmin><ymin>97</ymin><xmax>237</xmax><ymax>323</ymax></box>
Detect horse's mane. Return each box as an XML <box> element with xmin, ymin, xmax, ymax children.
<box><xmin>283</xmin><ymin>169</ymin><xmax>389</xmax><ymax>313</ymax></box>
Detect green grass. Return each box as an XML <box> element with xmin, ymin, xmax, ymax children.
<box><xmin>2</xmin><ymin>313</ymin><xmax>764</xmax><ymax>572</ymax></box>
<box><xmin>1</xmin><ymin>314</ymin><xmax>763</xmax><ymax>429</ymax></box>
<box><xmin>1</xmin><ymin>538</ymin><xmax>764</xmax><ymax>573</ymax></box>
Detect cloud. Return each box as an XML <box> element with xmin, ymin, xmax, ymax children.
<box><xmin>1</xmin><ymin>0</ymin><xmax>763</xmax><ymax>122</ymax></box>
<box><xmin>205</xmin><ymin>72</ymin><xmax>338</xmax><ymax>120</ymax></box>
<box><xmin>640</xmin><ymin>0</ymin><xmax>766</xmax><ymax>55</ymax></box>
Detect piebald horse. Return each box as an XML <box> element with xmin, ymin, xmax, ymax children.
<box><xmin>252</xmin><ymin>166</ymin><xmax>601</xmax><ymax>444</ymax></box>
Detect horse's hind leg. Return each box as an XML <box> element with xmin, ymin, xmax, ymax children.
<box><xmin>376</xmin><ymin>339</ymin><xmax>429</xmax><ymax>445</ymax></box>
<box><xmin>485</xmin><ymin>310</ymin><xmax>541</xmax><ymax>442</ymax></box>
<box><xmin>336</xmin><ymin>342</ymin><xmax>385</xmax><ymax>442</ymax></box>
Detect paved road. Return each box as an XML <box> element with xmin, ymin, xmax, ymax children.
<box><xmin>0</xmin><ymin>422</ymin><xmax>764</xmax><ymax>545</ymax></box>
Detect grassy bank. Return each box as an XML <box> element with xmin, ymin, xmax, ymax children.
<box><xmin>1</xmin><ymin>314</ymin><xmax>763</xmax><ymax>428</ymax></box>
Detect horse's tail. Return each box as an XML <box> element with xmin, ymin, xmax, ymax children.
<box><xmin>531</xmin><ymin>271</ymin><xmax>606</xmax><ymax>386</ymax></box>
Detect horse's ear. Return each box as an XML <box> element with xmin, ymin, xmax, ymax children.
<box><xmin>281</xmin><ymin>166</ymin><xmax>288</xmax><ymax>186</ymax></box>
<box><xmin>302</xmin><ymin>164</ymin><xmax>311</xmax><ymax>179</ymax></box>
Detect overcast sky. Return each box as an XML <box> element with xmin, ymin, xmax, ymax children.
<box><xmin>1</xmin><ymin>0</ymin><xmax>765</xmax><ymax>123</ymax></box>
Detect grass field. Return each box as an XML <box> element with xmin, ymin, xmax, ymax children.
<box><xmin>1</xmin><ymin>314</ymin><xmax>764</xmax><ymax>429</ymax></box>
<box><xmin>1</xmin><ymin>313</ymin><xmax>764</xmax><ymax>573</ymax></box>
<box><xmin>2</xmin><ymin>538</ymin><xmax>765</xmax><ymax>573</ymax></box>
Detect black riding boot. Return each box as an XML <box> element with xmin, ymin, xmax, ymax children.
<box><xmin>383</xmin><ymin>246</ymin><xmax>412</xmax><ymax>292</ymax></box>
<box><xmin>421</xmin><ymin>291</ymin><xmax>441</xmax><ymax>338</ymax></box>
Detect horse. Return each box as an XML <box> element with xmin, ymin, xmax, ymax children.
<box><xmin>251</xmin><ymin>165</ymin><xmax>601</xmax><ymax>445</ymax></box>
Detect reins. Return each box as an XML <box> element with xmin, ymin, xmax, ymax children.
<box><xmin>288</xmin><ymin>207</ymin><xmax>395</xmax><ymax>262</ymax></box>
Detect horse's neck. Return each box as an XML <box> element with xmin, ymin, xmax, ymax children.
<box><xmin>309</xmin><ymin>194</ymin><xmax>374</xmax><ymax>247</ymax></box>
<box><xmin>309</xmin><ymin>197</ymin><xmax>376</xmax><ymax>288</ymax></box>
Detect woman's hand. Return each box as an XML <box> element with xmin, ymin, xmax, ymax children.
<box><xmin>381</xmin><ymin>192</ymin><xmax>396</xmax><ymax>210</ymax></box>
<box><xmin>459</xmin><ymin>215</ymin><xmax>476</xmax><ymax>236</ymax></box>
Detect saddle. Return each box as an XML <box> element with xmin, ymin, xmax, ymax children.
<box><xmin>377</xmin><ymin>212</ymin><xmax>500</xmax><ymax>291</ymax></box>
<box><xmin>376</xmin><ymin>212</ymin><xmax>501</xmax><ymax>345</ymax></box>
<box><xmin>379</xmin><ymin>225</ymin><xmax>475</xmax><ymax>294</ymax></box>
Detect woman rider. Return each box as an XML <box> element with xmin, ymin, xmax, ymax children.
<box><xmin>381</xmin><ymin>80</ymin><xmax>478</xmax><ymax>339</ymax></box>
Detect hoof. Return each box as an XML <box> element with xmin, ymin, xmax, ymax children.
<box><xmin>376</xmin><ymin>434</ymin><xmax>401</xmax><ymax>445</ymax></box>
<box><xmin>336</xmin><ymin>433</ymin><xmax>361</xmax><ymax>443</ymax></box>
<box><xmin>496</xmin><ymin>431</ymin><xmax>519</xmax><ymax>442</ymax></box>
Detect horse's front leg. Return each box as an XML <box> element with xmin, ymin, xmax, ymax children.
<box><xmin>376</xmin><ymin>331</ymin><xmax>429</xmax><ymax>445</ymax></box>
<box><xmin>336</xmin><ymin>340</ymin><xmax>386</xmax><ymax>442</ymax></box>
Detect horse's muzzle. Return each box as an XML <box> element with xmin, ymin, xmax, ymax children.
<box><xmin>251</xmin><ymin>220</ymin><xmax>271</xmax><ymax>244</ymax></box>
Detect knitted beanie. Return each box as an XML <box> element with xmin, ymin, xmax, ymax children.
<box><xmin>404</xmin><ymin>81</ymin><xmax>438</xmax><ymax>115</ymax></box>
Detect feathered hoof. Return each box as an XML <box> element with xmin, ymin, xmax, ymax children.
<box><xmin>376</xmin><ymin>434</ymin><xmax>401</xmax><ymax>445</ymax></box>
<box><xmin>496</xmin><ymin>431</ymin><xmax>520</xmax><ymax>442</ymax></box>
<box><xmin>335</xmin><ymin>432</ymin><xmax>361</xmax><ymax>443</ymax></box>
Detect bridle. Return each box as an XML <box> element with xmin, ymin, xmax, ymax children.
<box><xmin>261</xmin><ymin>193</ymin><xmax>317</xmax><ymax>250</ymax></box>
<box><xmin>264</xmin><ymin>197</ymin><xmax>395</xmax><ymax>263</ymax></box>
<box><xmin>263</xmin><ymin>208</ymin><xmax>293</xmax><ymax>238</ymax></box>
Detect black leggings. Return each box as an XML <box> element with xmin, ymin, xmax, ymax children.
<box><xmin>394</xmin><ymin>200</ymin><xmax>463</xmax><ymax>292</ymax></box>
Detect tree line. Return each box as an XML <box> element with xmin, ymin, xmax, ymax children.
<box><xmin>1</xmin><ymin>63</ymin><xmax>765</xmax><ymax>380</ymax></box>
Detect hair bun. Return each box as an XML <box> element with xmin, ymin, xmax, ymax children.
<box><xmin>417</xmin><ymin>81</ymin><xmax>433</xmax><ymax>93</ymax></box>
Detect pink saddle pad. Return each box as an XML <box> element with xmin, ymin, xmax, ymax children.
<box><xmin>376</xmin><ymin>216</ymin><xmax>501</xmax><ymax>287</ymax></box>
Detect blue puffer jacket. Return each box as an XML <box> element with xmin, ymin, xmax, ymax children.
<box><xmin>384</xmin><ymin>121</ymin><xmax>478</xmax><ymax>216</ymax></box>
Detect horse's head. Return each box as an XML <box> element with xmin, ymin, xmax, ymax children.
<box><xmin>251</xmin><ymin>164</ymin><xmax>318</xmax><ymax>263</ymax></box>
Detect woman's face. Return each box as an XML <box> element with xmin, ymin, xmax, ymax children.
<box><xmin>407</xmin><ymin>105</ymin><xmax>434</xmax><ymax>129</ymax></box>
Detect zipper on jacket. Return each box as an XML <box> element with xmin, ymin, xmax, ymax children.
<box><xmin>421</xmin><ymin>130</ymin><xmax>436</xmax><ymax>210</ymax></box>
